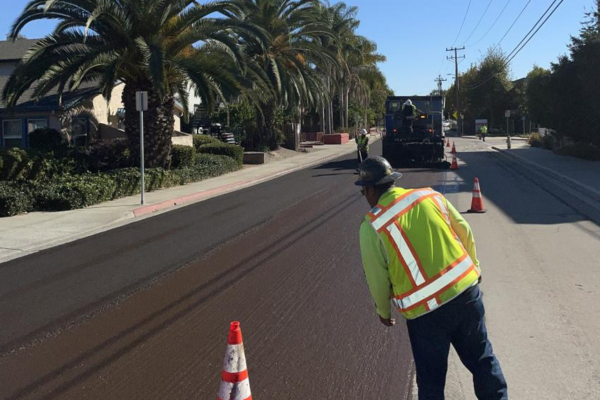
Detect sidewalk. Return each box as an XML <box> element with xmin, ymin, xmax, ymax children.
<box><xmin>460</xmin><ymin>135</ymin><xmax>600</xmax><ymax>203</ymax></box>
<box><xmin>0</xmin><ymin>139</ymin><xmax>366</xmax><ymax>263</ymax></box>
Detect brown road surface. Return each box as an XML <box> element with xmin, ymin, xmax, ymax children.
<box><xmin>0</xmin><ymin>141</ymin><xmax>443</xmax><ymax>399</ymax></box>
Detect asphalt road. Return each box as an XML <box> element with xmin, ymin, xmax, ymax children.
<box><xmin>3</xmin><ymin>137</ymin><xmax>599</xmax><ymax>399</ymax></box>
<box><xmin>0</xmin><ymin>140</ymin><xmax>433</xmax><ymax>399</ymax></box>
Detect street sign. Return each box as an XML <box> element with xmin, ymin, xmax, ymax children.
<box><xmin>505</xmin><ymin>110</ymin><xmax>511</xmax><ymax>118</ymax></box>
<box><xmin>136</xmin><ymin>91</ymin><xmax>148</xmax><ymax>112</ymax></box>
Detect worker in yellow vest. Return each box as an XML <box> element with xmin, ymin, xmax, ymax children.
<box><xmin>356</xmin><ymin>156</ymin><xmax>507</xmax><ymax>400</ymax></box>
<box><xmin>356</xmin><ymin>129</ymin><xmax>370</xmax><ymax>169</ymax></box>
<box><xmin>480</xmin><ymin>124</ymin><xmax>488</xmax><ymax>142</ymax></box>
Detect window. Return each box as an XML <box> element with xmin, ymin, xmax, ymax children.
<box><xmin>2</xmin><ymin>120</ymin><xmax>23</xmax><ymax>148</ymax></box>
<box><xmin>117</xmin><ymin>108</ymin><xmax>126</xmax><ymax>129</ymax></box>
<box><xmin>27</xmin><ymin>118</ymin><xmax>48</xmax><ymax>133</ymax></box>
<box><xmin>388</xmin><ymin>101</ymin><xmax>401</xmax><ymax>113</ymax></box>
<box><xmin>72</xmin><ymin>118</ymin><xmax>88</xmax><ymax>146</ymax></box>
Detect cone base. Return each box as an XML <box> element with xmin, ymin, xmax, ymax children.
<box><xmin>467</xmin><ymin>209</ymin><xmax>487</xmax><ymax>213</ymax></box>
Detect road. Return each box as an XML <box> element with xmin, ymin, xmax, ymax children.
<box><xmin>0</xmin><ymin>140</ymin><xmax>417</xmax><ymax>399</ymax></box>
<box><xmin>1</xmin><ymin>138</ymin><xmax>599</xmax><ymax>399</ymax></box>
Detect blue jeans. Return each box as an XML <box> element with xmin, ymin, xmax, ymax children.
<box><xmin>406</xmin><ymin>285</ymin><xmax>508</xmax><ymax>399</ymax></box>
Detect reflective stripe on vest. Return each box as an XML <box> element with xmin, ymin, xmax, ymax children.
<box><xmin>370</xmin><ymin>189</ymin><xmax>475</xmax><ymax>313</ymax></box>
<box><xmin>392</xmin><ymin>254</ymin><xmax>475</xmax><ymax>311</ymax></box>
<box><xmin>370</xmin><ymin>189</ymin><xmax>438</xmax><ymax>231</ymax></box>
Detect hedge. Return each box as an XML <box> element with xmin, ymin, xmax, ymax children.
<box><xmin>0</xmin><ymin>148</ymin><xmax>30</xmax><ymax>181</ymax></box>
<box><xmin>28</xmin><ymin>128</ymin><xmax>67</xmax><ymax>152</ymax></box>
<box><xmin>0</xmin><ymin>154</ymin><xmax>241</xmax><ymax>216</ymax></box>
<box><xmin>192</xmin><ymin>134</ymin><xmax>221</xmax><ymax>150</ymax></box>
<box><xmin>171</xmin><ymin>145</ymin><xmax>196</xmax><ymax>169</ymax></box>
<box><xmin>84</xmin><ymin>139</ymin><xmax>133</xmax><ymax>172</ymax></box>
<box><xmin>197</xmin><ymin>143</ymin><xmax>244</xmax><ymax>166</ymax></box>
<box><xmin>0</xmin><ymin>181</ymin><xmax>33</xmax><ymax>217</ymax></box>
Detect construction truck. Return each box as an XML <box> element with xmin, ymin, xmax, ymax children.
<box><xmin>383</xmin><ymin>96</ymin><xmax>446</xmax><ymax>167</ymax></box>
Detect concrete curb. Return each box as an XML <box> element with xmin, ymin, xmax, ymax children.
<box><xmin>131</xmin><ymin>141</ymin><xmax>365</xmax><ymax>217</ymax></box>
<box><xmin>491</xmin><ymin>146</ymin><xmax>600</xmax><ymax>203</ymax></box>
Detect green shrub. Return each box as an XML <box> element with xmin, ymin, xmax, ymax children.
<box><xmin>1</xmin><ymin>154</ymin><xmax>241</xmax><ymax>215</ymax></box>
<box><xmin>528</xmin><ymin>132</ymin><xmax>543</xmax><ymax>148</ymax></box>
<box><xmin>0</xmin><ymin>148</ymin><xmax>31</xmax><ymax>180</ymax></box>
<box><xmin>192</xmin><ymin>134</ymin><xmax>221</xmax><ymax>150</ymax></box>
<box><xmin>28</xmin><ymin>128</ymin><xmax>66</xmax><ymax>152</ymax></box>
<box><xmin>27</xmin><ymin>154</ymin><xmax>77</xmax><ymax>182</ymax></box>
<box><xmin>171</xmin><ymin>145</ymin><xmax>196</xmax><ymax>169</ymax></box>
<box><xmin>555</xmin><ymin>143</ymin><xmax>600</xmax><ymax>161</ymax></box>
<box><xmin>109</xmin><ymin>168</ymin><xmax>141</xmax><ymax>198</ymax></box>
<box><xmin>32</xmin><ymin>174</ymin><xmax>117</xmax><ymax>211</ymax></box>
<box><xmin>197</xmin><ymin>143</ymin><xmax>244</xmax><ymax>166</ymax></box>
<box><xmin>85</xmin><ymin>139</ymin><xmax>132</xmax><ymax>172</ymax></box>
<box><xmin>0</xmin><ymin>181</ymin><xmax>34</xmax><ymax>217</ymax></box>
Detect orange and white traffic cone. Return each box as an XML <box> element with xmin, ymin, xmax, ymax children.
<box><xmin>446</xmin><ymin>138</ymin><xmax>450</xmax><ymax>147</ymax></box>
<box><xmin>451</xmin><ymin>142</ymin><xmax>457</xmax><ymax>154</ymax></box>
<box><xmin>450</xmin><ymin>154</ymin><xmax>459</xmax><ymax>170</ymax></box>
<box><xmin>217</xmin><ymin>322</ymin><xmax>252</xmax><ymax>400</ymax></box>
<box><xmin>468</xmin><ymin>178</ymin><xmax>486</xmax><ymax>213</ymax></box>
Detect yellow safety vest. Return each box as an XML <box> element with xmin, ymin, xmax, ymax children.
<box><xmin>357</xmin><ymin>135</ymin><xmax>369</xmax><ymax>152</ymax></box>
<box><xmin>365</xmin><ymin>187</ymin><xmax>480</xmax><ymax>319</ymax></box>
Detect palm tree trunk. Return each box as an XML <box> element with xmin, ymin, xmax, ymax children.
<box><xmin>339</xmin><ymin>86</ymin><xmax>344</xmax><ymax>129</ymax></box>
<box><xmin>123</xmin><ymin>82</ymin><xmax>174</xmax><ymax>169</ymax></box>
<box><xmin>345</xmin><ymin>86</ymin><xmax>349</xmax><ymax>128</ymax></box>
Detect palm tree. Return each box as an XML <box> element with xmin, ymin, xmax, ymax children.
<box><xmin>229</xmin><ymin>0</ymin><xmax>336</xmax><ymax>149</ymax></box>
<box><xmin>3</xmin><ymin>0</ymin><xmax>253</xmax><ymax>167</ymax></box>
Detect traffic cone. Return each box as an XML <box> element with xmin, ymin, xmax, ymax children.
<box><xmin>446</xmin><ymin>138</ymin><xmax>450</xmax><ymax>147</ymax></box>
<box><xmin>450</xmin><ymin>154</ymin><xmax>459</xmax><ymax>170</ymax></box>
<box><xmin>217</xmin><ymin>322</ymin><xmax>252</xmax><ymax>400</ymax></box>
<box><xmin>451</xmin><ymin>142</ymin><xmax>457</xmax><ymax>154</ymax></box>
<box><xmin>468</xmin><ymin>178</ymin><xmax>486</xmax><ymax>213</ymax></box>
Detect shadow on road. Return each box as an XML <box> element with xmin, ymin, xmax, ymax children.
<box><xmin>449</xmin><ymin>150</ymin><xmax>600</xmax><ymax>227</ymax></box>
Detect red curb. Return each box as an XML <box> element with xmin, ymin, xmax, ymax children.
<box><xmin>132</xmin><ymin>180</ymin><xmax>250</xmax><ymax>217</ymax></box>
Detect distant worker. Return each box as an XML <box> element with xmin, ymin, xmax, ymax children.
<box><xmin>480</xmin><ymin>124</ymin><xmax>488</xmax><ymax>142</ymax></box>
<box><xmin>356</xmin><ymin>156</ymin><xmax>507</xmax><ymax>400</ymax></box>
<box><xmin>357</xmin><ymin>129</ymin><xmax>370</xmax><ymax>168</ymax></box>
<box><xmin>401</xmin><ymin>100</ymin><xmax>418</xmax><ymax>133</ymax></box>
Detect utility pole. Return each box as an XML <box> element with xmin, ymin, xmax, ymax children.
<box><xmin>434</xmin><ymin>74</ymin><xmax>447</xmax><ymax>96</ymax></box>
<box><xmin>446</xmin><ymin>47</ymin><xmax>465</xmax><ymax>136</ymax></box>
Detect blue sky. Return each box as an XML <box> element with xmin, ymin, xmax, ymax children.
<box><xmin>1</xmin><ymin>0</ymin><xmax>595</xmax><ymax>95</ymax></box>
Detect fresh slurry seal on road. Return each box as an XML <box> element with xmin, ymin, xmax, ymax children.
<box><xmin>0</xmin><ymin>141</ymin><xmax>445</xmax><ymax>399</ymax></box>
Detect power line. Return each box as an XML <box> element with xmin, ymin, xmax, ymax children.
<box><xmin>463</xmin><ymin>0</ymin><xmax>565</xmax><ymax>91</ymax></box>
<box><xmin>451</xmin><ymin>0</ymin><xmax>473</xmax><ymax>47</ymax></box>
<box><xmin>493</xmin><ymin>0</ymin><xmax>532</xmax><ymax>50</ymax></box>
<box><xmin>461</xmin><ymin>0</ymin><xmax>494</xmax><ymax>46</ymax></box>
<box><xmin>467</xmin><ymin>0</ymin><xmax>512</xmax><ymax>47</ymax></box>
<box><xmin>505</xmin><ymin>0</ymin><xmax>559</xmax><ymax>61</ymax></box>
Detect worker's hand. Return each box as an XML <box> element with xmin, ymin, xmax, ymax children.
<box><xmin>379</xmin><ymin>316</ymin><xmax>396</xmax><ymax>327</ymax></box>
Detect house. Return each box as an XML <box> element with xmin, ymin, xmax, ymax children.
<box><xmin>0</xmin><ymin>39</ymin><xmax>199</xmax><ymax>149</ymax></box>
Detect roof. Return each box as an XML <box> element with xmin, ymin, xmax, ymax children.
<box><xmin>0</xmin><ymin>39</ymin><xmax>102</xmax><ymax>112</ymax></box>
<box><xmin>0</xmin><ymin>39</ymin><xmax>40</xmax><ymax>61</ymax></box>
<box><xmin>0</xmin><ymin>75</ymin><xmax>102</xmax><ymax>112</ymax></box>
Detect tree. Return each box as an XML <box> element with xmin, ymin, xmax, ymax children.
<box><xmin>523</xmin><ymin>0</ymin><xmax>600</xmax><ymax>146</ymax></box>
<box><xmin>229</xmin><ymin>0</ymin><xmax>334</xmax><ymax>149</ymax></box>
<box><xmin>3</xmin><ymin>0</ymin><xmax>251</xmax><ymax>167</ymax></box>
<box><xmin>525</xmin><ymin>66</ymin><xmax>553</xmax><ymax>127</ymax></box>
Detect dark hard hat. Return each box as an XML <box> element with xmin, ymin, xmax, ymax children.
<box><xmin>355</xmin><ymin>156</ymin><xmax>402</xmax><ymax>186</ymax></box>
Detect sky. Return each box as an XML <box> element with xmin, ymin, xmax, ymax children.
<box><xmin>0</xmin><ymin>0</ymin><xmax>596</xmax><ymax>95</ymax></box>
